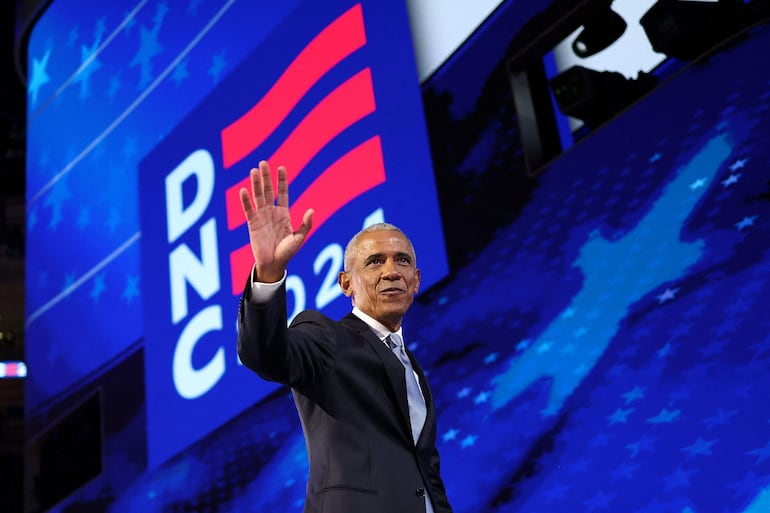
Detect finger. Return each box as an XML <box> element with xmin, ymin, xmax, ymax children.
<box><xmin>277</xmin><ymin>165</ymin><xmax>289</xmax><ymax>207</ymax></box>
<box><xmin>295</xmin><ymin>208</ymin><xmax>314</xmax><ymax>238</ymax></box>
<box><xmin>261</xmin><ymin>160</ymin><xmax>275</xmax><ymax>205</ymax></box>
<box><xmin>239</xmin><ymin>187</ymin><xmax>255</xmax><ymax>220</ymax></box>
<box><xmin>251</xmin><ymin>166</ymin><xmax>266</xmax><ymax>208</ymax></box>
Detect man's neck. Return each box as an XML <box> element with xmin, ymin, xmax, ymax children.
<box><xmin>352</xmin><ymin>307</ymin><xmax>403</xmax><ymax>339</ymax></box>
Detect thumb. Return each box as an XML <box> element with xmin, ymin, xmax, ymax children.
<box><xmin>296</xmin><ymin>208</ymin><xmax>314</xmax><ymax>238</ymax></box>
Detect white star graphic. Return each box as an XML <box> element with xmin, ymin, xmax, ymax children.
<box><xmin>721</xmin><ymin>173</ymin><xmax>741</xmax><ymax>187</ymax></box>
<box><xmin>656</xmin><ymin>287</ymin><xmax>679</xmax><ymax>303</ymax></box>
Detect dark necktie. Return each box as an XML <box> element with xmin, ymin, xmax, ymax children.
<box><xmin>387</xmin><ymin>333</ymin><xmax>426</xmax><ymax>444</ymax></box>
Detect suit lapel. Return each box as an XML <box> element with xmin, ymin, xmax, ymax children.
<box><xmin>340</xmin><ymin>314</ymin><xmax>413</xmax><ymax>441</ymax></box>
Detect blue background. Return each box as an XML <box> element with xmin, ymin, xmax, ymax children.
<box><xmin>24</xmin><ymin>0</ymin><xmax>770</xmax><ymax>512</ymax></box>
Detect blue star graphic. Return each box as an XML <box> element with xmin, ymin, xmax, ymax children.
<box><xmin>722</xmin><ymin>173</ymin><xmax>741</xmax><ymax>187</ymax></box>
<box><xmin>172</xmin><ymin>59</ymin><xmax>190</xmax><ymax>87</ymax></box>
<box><xmin>28</xmin><ymin>208</ymin><xmax>38</xmax><ymax>231</ymax></box>
<box><xmin>747</xmin><ymin>441</ymin><xmax>770</xmax><ymax>465</ymax></box>
<box><xmin>44</xmin><ymin>175</ymin><xmax>73</xmax><ymax>230</ymax></box>
<box><xmin>626</xmin><ymin>434</ymin><xmax>656</xmax><ymax>458</ymax></box>
<box><xmin>656</xmin><ymin>287</ymin><xmax>679</xmax><ymax>303</ymax></box>
<box><xmin>90</xmin><ymin>272</ymin><xmax>107</xmax><ymax>303</ymax></box>
<box><xmin>74</xmin><ymin>19</ymin><xmax>106</xmax><ymax>99</ymax></box>
<box><xmin>122</xmin><ymin>136</ymin><xmax>139</xmax><ymax>162</ymax></box>
<box><xmin>107</xmin><ymin>73</ymin><xmax>123</xmax><ymax>102</ymax></box>
<box><xmin>622</xmin><ymin>386</ymin><xmax>645</xmax><ymax>404</ymax></box>
<box><xmin>735</xmin><ymin>215</ymin><xmax>757</xmax><ymax>230</ymax></box>
<box><xmin>122</xmin><ymin>9</ymin><xmax>137</xmax><ymax>34</ymax></box>
<box><xmin>67</xmin><ymin>25</ymin><xmax>79</xmax><ymax>48</ymax></box>
<box><xmin>63</xmin><ymin>272</ymin><xmax>76</xmax><ymax>291</ymax></box>
<box><xmin>609</xmin><ymin>462</ymin><xmax>639</xmax><ymax>481</ymax></box>
<box><xmin>661</xmin><ymin>466</ymin><xmax>696</xmax><ymax>491</ymax></box>
<box><xmin>657</xmin><ymin>342</ymin><xmax>675</xmax><ymax>359</ymax></box>
<box><xmin>608</xmin><ymin>407</ymin><xmax>634</xmax><ymax>425</ymax></box>
<box><xmin>208</xmin><ymin>50</ymin><xmax>228</xmax><ymax>83</ymax></box>
<box><xmin>106</xmin><ymin>208</ymin><xmax>122</xmax><ymax>233</ymax></box>
<box><xmin>442</xmin><ymin>428</ymin><xmax>459</xmax><ymax>442</ymax></box>
<box><xmin>729</xmin><ymin>157</ymin><xmax>749</xmax><ymax>171</ymax></box>
<box><xmin>646</xmin><ymin>408</ymin><xmax>681</xmax><ymax>424</ymax></box>
<box><xmin>76</xmin><ymin>206</ymin><xmax>91</xmax><ymax>231</ymax></box>
<box><xmin>681</xmin><ymin>437</ymin><xmax>718</xmax><ymax>458</ymax></box>
<box><xmin>187</xmin><ymin>0</ymin><xmax>205</xmax><ymax>15</ymax></box>
<box><xmin>28</xmin><ymin>48</ymin><xmax>52</xmax><ymax>105</ymax></box>
<box><xmin>131</xmin><ymin>3</ymin><xmax>168</xmax><ymax>89</ymax></box>
<box><xmin>122</xmin><ymin>275</ymin><xmax>140</xmax><ymax>304</ymax></box>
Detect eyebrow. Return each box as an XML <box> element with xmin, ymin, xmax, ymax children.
<box><xmin>365</xmin><ymin>252</ymin><xmax>413</xmax><ymax>263</ymax></box>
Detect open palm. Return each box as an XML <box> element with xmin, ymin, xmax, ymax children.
<box><xmin>239</xmin><ymin>161</ymin><xmax>313</xmax><ymax>283</ymax></box>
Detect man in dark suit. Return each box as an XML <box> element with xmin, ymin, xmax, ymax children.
<box><xmin>237</xmin><ymin>161</ymin><xmax>453</xmax><ymax>513</ymax></box>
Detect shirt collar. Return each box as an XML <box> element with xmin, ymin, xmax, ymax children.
<box><xmin>352</xmin><ymin>307</ymin><xmax>403</xmax><ymax>344</ymax></box>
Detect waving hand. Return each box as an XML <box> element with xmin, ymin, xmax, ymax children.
<box><xmin>239</xmin><ymin>161</ymin><xmax>314</xmax><ymax>283</ymax></box>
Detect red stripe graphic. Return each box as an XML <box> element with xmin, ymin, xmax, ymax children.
<box><xmin>228</xmin><ymin>136</ymin><xmax>385</xmax><ymax>294</ymax></box>
<box><xmin>220</xmin><ymin>4</ymin><xmax>367</xmax><ymax>169</ymax></box>
<box><xmin>223</xmin><ymin>67</ymin><xmax>377</xmax><ymax>230</ymax></box>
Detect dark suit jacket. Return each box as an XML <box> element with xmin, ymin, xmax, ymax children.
<box><xmin>238</xmin><ymin>282</ymin><xmax>453</xmax><ymax>513</ymax></box>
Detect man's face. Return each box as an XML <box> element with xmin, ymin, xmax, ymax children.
<box><xmin>338</xmin><ymin>229</ymin><xmax>420</xmax><ymax>332</ymax></box>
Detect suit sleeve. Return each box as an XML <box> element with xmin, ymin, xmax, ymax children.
<box><xmin>237</xmin><ymin>280</ymin><xmax>337</xmax><ymax>388</ymax></box>
<box><xmin>427</xmin><ymin>444</ymin><xmax>453</xmax><ymax>512</ymax></box>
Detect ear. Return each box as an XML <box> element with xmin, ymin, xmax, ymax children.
<box><xmin>414</xmin><ymin>268</ymin><xmax>421</xmax><ymax>295</ymax></box>
<box><xmin>338</xmin><ymin>271</ymin><xmax>353</xmax><ymax>297</ymax></box>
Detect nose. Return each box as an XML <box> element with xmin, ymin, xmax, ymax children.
<box><xmin>381</xmin><ymin>259</ymin><xmax>401</xmax><ymax>279</ymax></box>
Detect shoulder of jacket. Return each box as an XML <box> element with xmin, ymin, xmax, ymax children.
<box><xmin>290</xmin><ymin>309</ymin><xmax>334</xmax><ymax>326</ymax></box>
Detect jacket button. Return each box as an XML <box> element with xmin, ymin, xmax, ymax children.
<box><xmin>416</xmin><ymin>488</ymin><xmax>425</xmax><ymax>499</ymax></box>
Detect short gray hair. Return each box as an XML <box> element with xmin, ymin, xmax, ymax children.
<box><xmin>343</xmin><ymin>222</ymin><xmax>416</xmax><ymax>271</ymax></box>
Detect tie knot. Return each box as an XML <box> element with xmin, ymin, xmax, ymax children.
<box><xmin>387</xmin><ymin>333</ymin><xmax>404</xmax><ymax>349</ymax></box>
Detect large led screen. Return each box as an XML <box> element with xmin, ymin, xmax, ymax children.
<box><xmin>24</xmin><ymin>1</ymin><xmax>770</xmax><ymax>512</ymax></box>
<box><xmin>25</xmin><ymin>0</ymin><xmax>448</xmax><ymax>467</ymax></box>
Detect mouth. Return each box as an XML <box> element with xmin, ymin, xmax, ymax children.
<box><xmin>380</xmin><ymin>287</ymin><xmax>404</xmax><ymax>295</ymax></box>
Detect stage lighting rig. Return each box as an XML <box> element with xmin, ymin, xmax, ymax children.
<box><xmin>572</xmin><ymin>4</ymin><xmax>627</xmax><ymax>58</ymax></box>
<box><xmin>640</xmin><ymin>0</ymin><xmax>761</xmax><ymax>61</ymax></box>
<box><xmin>549</xmin><ymin>66</ymin><xmax>658</xmax><ymax>129</ymax></box>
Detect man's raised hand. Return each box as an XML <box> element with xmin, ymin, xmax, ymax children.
<box><xmin>239</xmin><ymin>161</ymin><xmax>313</xmax><ymax>283</ymax></box>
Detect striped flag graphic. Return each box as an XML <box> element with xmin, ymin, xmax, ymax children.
<box><xmin>219</xmin><ymin>3</ymin><xmax>386</xmax><ymax>295</ymax></box>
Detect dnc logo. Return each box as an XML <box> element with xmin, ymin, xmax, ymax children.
<box><xmin>139</xmin><ymin>1</ymin><xmax>447</xmax><ymax>467</ymax></box>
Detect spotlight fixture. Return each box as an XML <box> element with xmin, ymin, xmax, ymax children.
<box><xmin>640</xmin><ymin>0</ymin><xmax>759</xmax><ymax>61</ymax></box>
<box><xmin>550</xmin><ymin>65</ymin><xmax>658</xmax><ymax>129</ymax></box>
<box><xmin>572</xmin><ymin>5</ymin><xmax>627</xmax><ymax>58</ymax></box>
